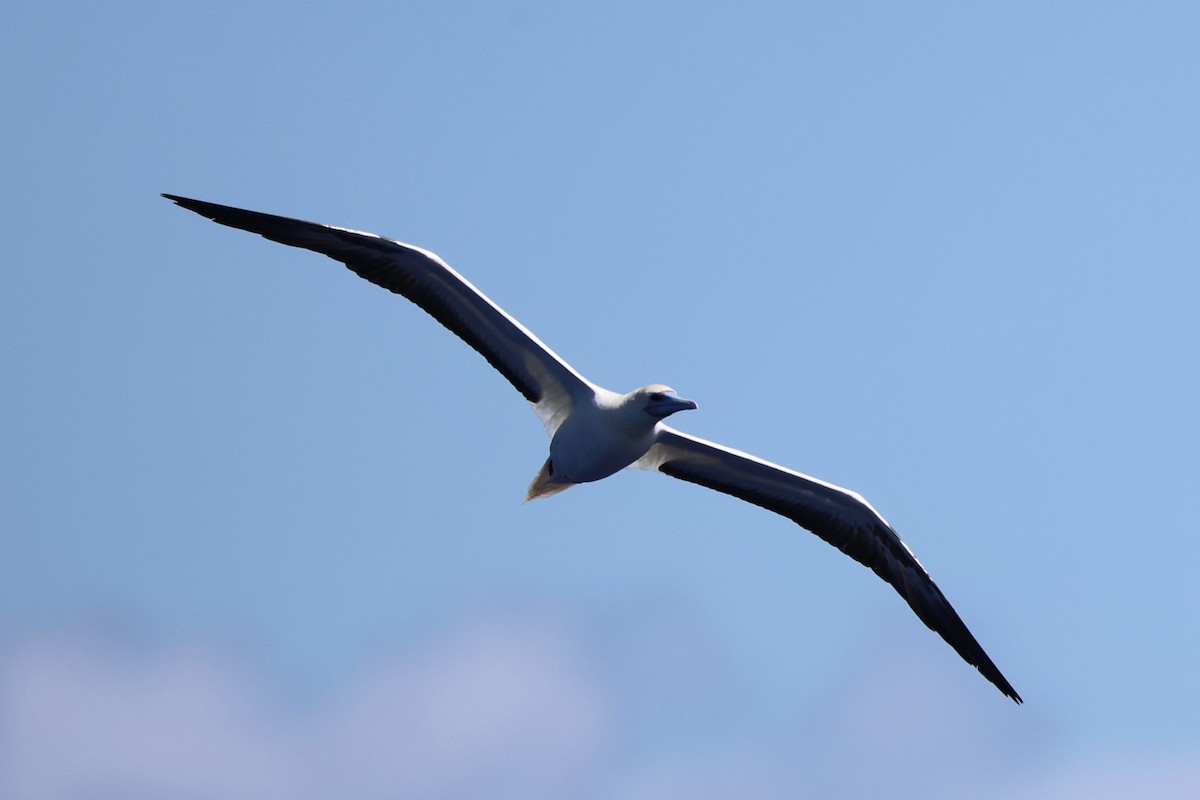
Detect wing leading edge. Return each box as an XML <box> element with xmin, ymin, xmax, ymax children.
<box><xmin>163</xmin><ymin>194</ymin><xmax>592</xmax><ymax>431</ymax></box>
<box><xmin>643</xmin><ymin>427</ymin><xmax>1022</xmax><ymax>703</ymax></box>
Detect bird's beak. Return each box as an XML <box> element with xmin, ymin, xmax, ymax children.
<box><xmin>650</xmin><ymin>395</ymin><xmax>698</xmax><ymax>419</ymax></box>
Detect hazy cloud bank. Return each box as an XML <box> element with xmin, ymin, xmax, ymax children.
<box><xmin>2</xmin><ymin>608</ymin><xmax>1196</xmax><ymax>800</ymax></box>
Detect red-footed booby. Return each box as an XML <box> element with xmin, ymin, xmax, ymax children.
<box><xmin>164</xmin><ymin>194</ymin><xmax>1021</xmax><ymax>704</ymax></box>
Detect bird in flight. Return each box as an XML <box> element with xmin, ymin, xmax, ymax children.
<box><xmin>165</xmin><ymin>194</ymin><xmax>1021</xmax><ymax>703</ymax></box>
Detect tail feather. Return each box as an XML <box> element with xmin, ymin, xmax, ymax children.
<box><xmin>526</xmin><ymin>459</ymin><xmax>575</xmax><ymax>501</ymax></box>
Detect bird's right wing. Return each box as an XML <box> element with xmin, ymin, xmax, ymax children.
<box><xmin>164</xmin><ymin>194</ymin><xmax>594</xmax><ymax>433</ymax></box>
<box><xmin>641</xmin><ymin>426</ymin><xmax>1021</xmax><ymax>703</ymax></box>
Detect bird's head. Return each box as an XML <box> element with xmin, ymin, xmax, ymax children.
<box><xmin>636</xmin><ymin>384</ymin><xmax>698</xmax><ymax>419</ymax></box>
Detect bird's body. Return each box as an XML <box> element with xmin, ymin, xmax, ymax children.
<box><xmin>165</xmin><ymin>193</ymin><xmax>1021</xmax><ymax>704</ymax></box>
<box><xmin>535</xmin><ymin>384</ymin><xmax>692</xmax><ymax>497</ymax></box>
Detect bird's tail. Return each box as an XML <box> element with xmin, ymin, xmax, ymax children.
<box><xmin>525</xmin><ymin>459</ymin><xmax>575</xmax><ymax>501</ymax></box>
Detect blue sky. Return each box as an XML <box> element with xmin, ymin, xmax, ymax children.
<box><xmin>3</xmin><ymin>1</ymin><xmax>1199</xmax><ymax>797</ymax></box>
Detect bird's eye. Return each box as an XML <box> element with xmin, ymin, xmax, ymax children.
<box><xmin>649</xmin><ymin>392</ymin><xmax>666</xmax><ymax>403</ymax></box>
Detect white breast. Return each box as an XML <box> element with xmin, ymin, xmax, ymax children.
<box><xmin>547</xmin><ymin>391</ymin><xmax>659</xmax><ymax>484</ymax></box>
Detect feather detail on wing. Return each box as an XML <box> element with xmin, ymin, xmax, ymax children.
<box><xmin>640</xmin><ymin>427</ymin><xmax>1021</xmax><ymax>703</ymax></box>
<box><xmin>164</xmin><ymin>194</ymin><xmax>592</xmax><ymax>434</ymax></box>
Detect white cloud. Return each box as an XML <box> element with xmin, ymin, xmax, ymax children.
<box><xmin>1</xmin><ymin>609</ymin><xmax>1197</xmax><ymax>800</ymax></box>
<box><xmin>305</xmin><ymin>617</ymin><xmax>610</xmax><ymax>798</ymax></box>
<box><xmin>1</xmin><ymin>633</ymin><xmax>298</xmax><ymax>799</ymax></box>
<box><xmin>1005</xmin><ymin>751</ymin><xmax>1200</xmax><ymax>800</ymax></box>
<box><xmin>0</xmin><ymin>617</ymin><xmax>608</xmax><ymax>800</ymax></box>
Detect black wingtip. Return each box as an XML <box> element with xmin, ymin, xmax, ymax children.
<box><xmin>162</xmin><ymin>193</ymin><xmax>221</xmax><ymax>216</ymax></box>
<box><xmin>161</xmin><ymin>194</ymin><xmax>313</xmax><ymax>243</ymax></box>
<box><xmin>981</xmin><ymin>661</ymin><xmax>1022</xmax><ymax>704</ymax></box>
<box><xmin>961</xmin><ymin>646</ymin><xmax>1023</xmax><ymax>705</ymax></box>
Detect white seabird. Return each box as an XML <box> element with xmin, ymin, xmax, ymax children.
<box><xmin>165</xmin><ymin>194</ymin><xmax>1021</xmax><ymax>704</ymax></box>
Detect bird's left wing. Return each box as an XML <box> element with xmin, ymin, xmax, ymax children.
<box><xmin>640</xmin><ymin>426</ymin><xmax>1021</xmax><ymax>703</ymax></box>
<box><xmin>164</xmin><ymin>194</ymin><xmax>594</xmax><ymax>432</ymax></box>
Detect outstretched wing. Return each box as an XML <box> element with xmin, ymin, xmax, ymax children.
<box><xmin>641</xmin><ymin>427</ymin><xmax>1021</xmax><ymax>703</ymax></box>
<box><xmin>164</xmin><ymin>194</ymin><xmax>594</xmax><ymax>433</ymax></box>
